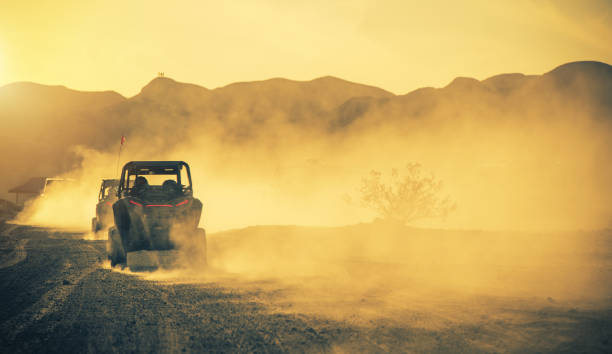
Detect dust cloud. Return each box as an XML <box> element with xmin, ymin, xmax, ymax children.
<box><xmin>8</xmin><ymin>64</ymin><xmax>612</xmax><ymax>323</ymax></box>
<box><xmin>12</xmin><ymin>148</ymin><xmax>115</xmax><ymax>230</ymax></box>
<box><xmin>121</xmin><ymin>223</ymin><xmax>611</xmax><ymax>325</ymax></box>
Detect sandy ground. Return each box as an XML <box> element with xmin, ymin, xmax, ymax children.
<box><xmin>0</xmin><ymin>222</ymin><xmax>611</xmax><ymax>353</ymax></box>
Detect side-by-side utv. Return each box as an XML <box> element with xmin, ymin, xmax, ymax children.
<box><xmin>107</xmin><ymin>161</ymin><xmax>206</xmax><ymax>270</ymax></box>
<box><xmin>92</xmin><ymin>179</ymin><xmax>119</xmax><ymax>233</ymax></box>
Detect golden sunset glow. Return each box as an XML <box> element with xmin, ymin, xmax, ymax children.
<box><xmin>0</xmin><ymin>0</ymin><xmax>610</xmax><ymax>96</ymax></box>
<box><xmin>0</xmin><ymin>2</ymin><xmax>611</xmax><ymax>352</ymax></box>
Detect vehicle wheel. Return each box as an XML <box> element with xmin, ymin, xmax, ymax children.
<box><xmin>91</xmin><ymin>217</ymin><xmax>99</xmax><ymax>232</ymax></box>
<box><xmin>108</xmin><ymin>227</ymin><xmax>126</xmax><ymax>267</ymax></box>
<box><xmin>196</xmin><ymin>228</ymin><xmax>207</xmax><ymax>266</ymax></box>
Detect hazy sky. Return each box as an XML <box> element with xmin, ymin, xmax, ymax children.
<box><xmin>0</xmin><ymin>0</ymin><xmax>610</xmax><ymax>97</ymax></box>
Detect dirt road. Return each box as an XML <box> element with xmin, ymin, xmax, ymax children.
<box><xmin>1</xmin><ymin>222</ymin><xmax>611</xmax><ymax>353</ymax></box>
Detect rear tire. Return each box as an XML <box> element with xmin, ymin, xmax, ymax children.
<box><xmin>91</xmin><ymin>217</ymin><xmax>100</xmax><ymax>232</ymax></box>
<box><xmin>108</xmin><ymin>227</ymin><xmax>126</xmax><ymax>267</ymax></box>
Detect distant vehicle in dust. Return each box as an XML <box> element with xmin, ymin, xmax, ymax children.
<box><xmin>91</xmin><ymin>179</ymin><xmax>119</xmax><ymax>233</ymax></box>
<box><xmin>8</xmin><ymin>177</ymin><xmax>74</xmax><ymax>205</ymax></box>
<box><xmin>107</xmin><ymin>161</ymin><xmax>206</xmax><ymax>270</ymax></box>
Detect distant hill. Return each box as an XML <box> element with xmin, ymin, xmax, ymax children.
<box><xmin>0</xmin><ymin>82</ymin><xmax>125</xmax><ymax>113</ymax></box>
<box><xmin>0</xmin><ymin>61</ymin><xmax>610</xmax><ymax>205</ymax></box>
<box><xmin>327</xmin><ymin>61</ymin><xmax>612</xmax><ymax>131</ymax></box>
<box><xmin>0</xmin><ymin>83</ymin><xmax>126</xmax><ymax>200</ymax></box>
<box><xmin>122</xmin><ymin>75</ymin><xmax>394</xmax><ymax>141</ymax></box>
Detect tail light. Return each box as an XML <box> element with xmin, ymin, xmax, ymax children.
<box><xmin>175</xmin><ymin>199</ymin><xmax>189</xmax><ymax>206</ymax></box>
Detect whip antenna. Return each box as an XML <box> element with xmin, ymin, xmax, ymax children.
<box><xmin>116</xmin><ymin>134</ymin><xmax>126</xmax><ymax>177</ymax></box>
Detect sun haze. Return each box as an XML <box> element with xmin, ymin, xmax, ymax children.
<box><xmin>0</xmin><ymin>0</ymin><xmax>610</xmax><ymax>96</ymax></box>
<box><xmin>1</xmin><ymin>1</ymin><xmax>612</xmax><ymax>353</ymax></box>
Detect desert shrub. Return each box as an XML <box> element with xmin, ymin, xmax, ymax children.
<box><xmin>359</xmin><ymin>163</ymin><xmax>455</xmax><ymax>225</ymax></box>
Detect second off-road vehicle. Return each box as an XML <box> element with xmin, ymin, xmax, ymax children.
<box><xmin>107</xmin><ymin>161</ymin><xmax>206</xmax><ymax>270</ymax></box>
<box><xmin>91</xmin><ymin>179</ymin><xmax>119</xmax><ymax>233</ymax></box>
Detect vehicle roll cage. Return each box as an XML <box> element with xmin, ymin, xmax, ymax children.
<box><xmin>117</xmin><ymin>161</ymin><xmax>193</xmax><ymax>198</ymax></box>
<box><xmin>98</xmin><ymin>179</ymin><xmax>119</xmax><ymax>202</ymax></box>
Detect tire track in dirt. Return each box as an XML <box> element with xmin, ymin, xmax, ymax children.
<box><xmin>0</xmin><ymin>242</ymin><xmax>104</xmax><ymax>342</ymax></box>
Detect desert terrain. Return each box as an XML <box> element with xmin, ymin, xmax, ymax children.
<box><xmin>1</xmin><ymin>61</ymin><xmax>611</xmax><ymax>352</ymax></box>
<box><xmin>1</xmin><ymin>216</ymin><xmax>610</xmax><ymax>352</ymax></box>
<box><xmin>2</xmin><ymin>1</ymin><xmax>612</xmax><ymax>351</ymax></box>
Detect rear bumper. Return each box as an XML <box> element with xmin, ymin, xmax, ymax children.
<box><xmin>127</xmin><ymin>250</ymin><xmax>180</xmax><ymax>271</ymax></box>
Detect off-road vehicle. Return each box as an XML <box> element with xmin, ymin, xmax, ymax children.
<box><xmin>91</xmin><ymin>179</ymin><xmax>119</xmax><ymax>233</ymax></box>
<box><xmin>107</xmin><ymin>161</ymin><xmax>206</xmax><ymax>270</ymax></box>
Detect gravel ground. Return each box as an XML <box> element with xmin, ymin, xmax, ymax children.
<box><xmin>1</xmin><ymin>222</ymin><xmax>611</xmax><ymax>353</ymax></box>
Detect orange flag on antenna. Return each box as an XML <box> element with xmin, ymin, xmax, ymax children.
<box><xmin>121</xmin><ymin>135</ymin><xmax>126</xmax><ymax>145</ymax></box>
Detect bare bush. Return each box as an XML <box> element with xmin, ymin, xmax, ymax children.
<box><xmin>359</xmin><ymin>163</ymin><xmax>456</xmax><ymax>225</ymax></box>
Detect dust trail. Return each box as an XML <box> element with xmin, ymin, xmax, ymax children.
<box><xmin>104</xmin><ymin>224</ymin><xmax>612</xmax><ymax>324</ymax></box>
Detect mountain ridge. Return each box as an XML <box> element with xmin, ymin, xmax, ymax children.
<box><xmin>0</xmin><ymin>60</ymin><xmax>610</xmax><ymax>201</ymax></box>
<box><xmin>3</xmin><ymin>60</ymin><xmax>609</xmax><ymax>104</ymax></box>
